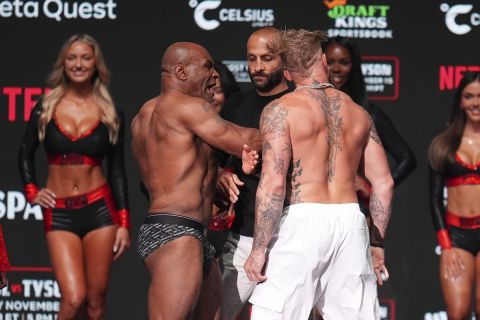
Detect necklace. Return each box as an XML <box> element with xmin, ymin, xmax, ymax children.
<box><xmin>296</xmin><ymin>83</ymin><xmax>334</xmax><ymax>90</ymax></box>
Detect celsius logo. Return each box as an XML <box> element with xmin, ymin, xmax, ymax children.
<box><xmin>440</xmin><ymin>3</ymin><xmax>480</xmax><ymax>35</ymax></box>
<box><xmin>0</xmin><ymin>0</ymin><xmax>117</xmax><ymax>22</ymax></box>
<box><xmin>189</xmin><ymin>0</ymin><xmax>275</xmax><ymax>31</ymax></box>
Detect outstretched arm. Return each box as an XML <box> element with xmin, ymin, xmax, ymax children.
<box><xmin>181</xmin><ymin>99</ymin><xmax>261</xmax><ymax>158</ymax></box>
<box><xmin>244</xmin><ymin>101</ymin><xmax>291</xmax><ymax>282</ymax></box>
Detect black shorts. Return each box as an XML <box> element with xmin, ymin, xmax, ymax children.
<box><xmin>137</xmin><ymin>213</ymin><xmax>215</xmax><ymax>271</ymax></box>
<box><xmin>449</xmin><ymin>225</ymin><xmax>480</xmax><ymax>256</ymax></box>
<box><xmin>42</xmin><ymin>184</ymin><xmax>118</xmax><ymax>238</ymax></box>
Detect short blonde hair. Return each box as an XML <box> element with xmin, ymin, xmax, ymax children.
<box><xmin>268</xmin><ymin>29</ymin><xmax>327</xmax><ymax>78</ymax></box>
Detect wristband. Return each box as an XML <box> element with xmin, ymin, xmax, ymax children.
<box><xmin>24</xmin><ymin>183</ymin><xmax>39</xmax><ymax>203</ymax></box>
<box><xmin>436</xmin><ymin>229</ymin><xmax>452</xmax><ymax>250</ymax></box>
<box><xmin>370</xmin><ymin>242</ymin><xmax>384</xmax><ymax>248</ymax></box>
<box><xmin>117</xmin><ymin>209</ymin><xmax>130</xmax><ymax>230</ymax></box>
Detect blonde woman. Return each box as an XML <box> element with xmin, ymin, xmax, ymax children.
<box><xmin>18</xmin><ymin>34</ymin><xmax>130</xmax><ymax>320</ymax></box>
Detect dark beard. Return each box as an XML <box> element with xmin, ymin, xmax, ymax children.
<box><xmin>249</xmin><ymin>66</ymin><xmax>284</xmax><ymax>93</ymax></box>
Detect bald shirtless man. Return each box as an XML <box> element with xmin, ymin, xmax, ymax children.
<box><xmin>243</xmin><ymin>29</ymin><xmax>394</xmax><ymax>320</ymax></box>
<box><xmin>131</xmin><ymin>42</ymin><xmax>260</xmax><ymax>320</ymax></box>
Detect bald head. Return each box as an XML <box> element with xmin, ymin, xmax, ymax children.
<box><xmin>246</xmin><ymin>28</ymin><xmax>286</xmax><ymax>94</ymax></box>
<box><xmin>247</xmin><ymin>27</ymin><xmax>279</xmax><ymax>49</ymax></box>
<box><xmin>160</xmin><ymin>42</ymin><xmax>218</xmax><ymax>100</ymax></box>
<box><xmin>162</xmin><ymin>42</ymin><xmax>210</xmax><ymax>72</ymax></box>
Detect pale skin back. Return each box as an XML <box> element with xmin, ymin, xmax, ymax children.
<box><xmin>277</xmin><ymin>89</ymin><xmax>371</xmax><ymax>205</ymax></box>
<box><xmin>131</xmin><ymin>93</ymin><xmax>260</xmax><ymax>225</ymax></box>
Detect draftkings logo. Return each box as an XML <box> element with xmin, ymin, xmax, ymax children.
<box><xmin>322</xmin><ymin>0</ymin><xmax>394</xmax><ymax>39</ymax></box>
<box><xmin>0</xmin><ymin>0</ymin><xmax>118</xmax><ymax>21</ymax></box>
<box><xmin>189</xmin><ymin>0</ymin><xmax>275</xmax><ymax>31</ymax></box>
<box><xmin>440</xmin><ymin>3</ymin><xmax>480</xmax><ymax>35</ymax></box>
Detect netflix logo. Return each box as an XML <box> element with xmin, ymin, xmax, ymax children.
<box><xmin>0</xmin><ymin>86</ymin><xmax>50</xmax><ymax>122</ymax></box>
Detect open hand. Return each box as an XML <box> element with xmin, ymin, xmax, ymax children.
<box><xmin>113</xmin><ymin>227</ymin><xmax>130</xmax><ymax>261</ymax></box>
<box><xmin>217</xmin><ymin>170</ymin><xmax>244</xmax><ymax>203</ymax></box>
<box><xmin>32</xmin><ymin>188</ymin><xmax>56</xmax><ymax>208</ymax></box>
<box><xmin>440</xmin><ymin>248</ymin><xmax>465</xmax><ymax>282</ymax></box>
<box><xmin>242</xmin><ymin>144</ymin><xmax>259</xmax><ymax>175</ymax></box>
<box><xmin>244</xmin><ymin>249</ymin><xmax>267</xmax><ymax>282</ymax></box>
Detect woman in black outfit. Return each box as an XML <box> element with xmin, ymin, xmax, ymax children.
<box><xmin>325</xmin><ymin>36</ymin><xmax>416</xmax><ymax>228</ymax></box>
<box><xmin>18</xmin><ymin>34</ymin><xmax>130</xmax><ymax>320</ymax></box>
<box><xmin>429</xmin><ymin>72</ymin><xmax>480</xmax><ymax>319</ymax></box>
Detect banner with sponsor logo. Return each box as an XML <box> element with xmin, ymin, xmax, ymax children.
<box><xmin>0</xmin><ymin>1</ymin><xmax>478</xmax><ymax>319</ymax></box>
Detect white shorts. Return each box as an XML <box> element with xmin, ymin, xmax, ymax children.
<box><xmin>249</xmin><ymin>203</ymin><xmax>380</xmax><ymax>320</ymax></box>
<box><xmin>220</xmin><ymin>232</ymin><xmax>256</xmax><ymax>320</ymax></box>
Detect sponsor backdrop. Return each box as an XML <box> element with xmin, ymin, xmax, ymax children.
<box><xmin>0</xmin><ymin>0</ymin><xmax>478</xmax><ymax>319</ymax></box>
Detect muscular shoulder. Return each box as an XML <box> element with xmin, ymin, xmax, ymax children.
<box><xmin>132</xmin><ymin>97</ymin><xmax>157</xmax><ymax>129</ymax></box>
<box><xmin>259</xmin><ymin>98</ymin><xmax>290</xmax><ymax>137</ymax></box>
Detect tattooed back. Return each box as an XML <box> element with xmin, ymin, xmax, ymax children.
<box><xmin>260</xmin><ymin>88</ymin><xmax>372</xmax><ymax>205</ymax></box>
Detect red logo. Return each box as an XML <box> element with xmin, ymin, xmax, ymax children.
<box><xmin>439</xmin><ymin>65</ymin><xmax>480</xmax><ymax>91</ymax></box>
<box><xmin>1</xmin><ymin>86</ymin><xmax>50</xmax><ymax>122</ymax></box>
<box><xmin>323</xmin><ymin>0</ymin><xmax>347</xmax><ymax>9</ymax></box>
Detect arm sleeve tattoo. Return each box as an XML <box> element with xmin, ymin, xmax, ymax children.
<box><xmin>252</xmin><ymin>101</ymin><xmax>291</xmax><ymax>251</ymax></box>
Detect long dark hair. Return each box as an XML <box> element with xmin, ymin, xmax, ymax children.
<box><xmin>324</xmin><ymin>36</ymin><xmax>368</xmax><ymax>107</ymax></box>
<box><xmin>428</xmin><ymin>72</ymin><xmax>480</xmax><ymax>171</ymax></box>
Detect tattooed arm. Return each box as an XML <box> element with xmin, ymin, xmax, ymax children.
<box><xmin>244</xmin><ymin>101</ymin><xmax>291</xmax><ymax>282</ymax></box>
<box><xmin>363</xmin><ymin>116</ymin><xmax>393</xmax><ymax>240</ymax></box>
<box><xmin>363</xmin><ymin>115</ymin><xmax>394</xmax><ymax>285</ymax></box>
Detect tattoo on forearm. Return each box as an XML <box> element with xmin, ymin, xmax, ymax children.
<box><xmin>253</xmin><ymin>100</ymin><xmax>291</xmax><ymax>250</ymax></box>
<box><xmin>367</xmin><ymin>113</ymin><xmax>382</xmax><ymax>145</ymax></box>
<box><xmin>253</xmin><ymin>190</ymin><xmax>285</xmax><ymax>250</ymax></box>
<box><xmin>369</xmin><ymin>192</ymin><xmax>391</xmax><ymax>239</ymax></box>
<box><xmin>308</xmin><ymin>90</ymin><xmax>343</xmax><ymax>182</ymax></box>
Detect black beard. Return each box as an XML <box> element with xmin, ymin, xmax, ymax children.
<box><xmin>249</xmin><ymin>66</ymin><xmax>284</xmax><ymax>93</ymax></box>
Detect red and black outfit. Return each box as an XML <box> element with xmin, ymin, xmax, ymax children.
<box><xmin>0</xmin><ymin>225</ymin><xmax>10</xmax><ymax>273</ymax></box>
<box><xmin>18</xmin><ymin>99</ymin><xmax>130</xmax><ymax>237</ymax></box>
<box><xmin>429</xmin><ymin>153</ymin><xmax>480</xmax><ymax>255</ymax></box>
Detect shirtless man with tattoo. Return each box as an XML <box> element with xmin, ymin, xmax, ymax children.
<box><xmin>243</xmin><ymin>29</ymin><xmax>394</xmax><ymax>320</ymax></box>
<box><xmin>131</xmin><ymin>42</ymin><xmax>260</xmax><ymax>320</ymax></box>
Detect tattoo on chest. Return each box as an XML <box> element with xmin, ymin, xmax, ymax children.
<box><xmin>309</xmin><ymin>91</ymin><xmax>343</xmax><ymax>182</ymax></box>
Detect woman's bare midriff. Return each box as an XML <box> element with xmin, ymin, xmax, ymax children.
<box><xmin>46</xmin><ymin>165</ymin><xmax>106</xmax><ymax>198</ymax></box>
<box><xmin>447</xmin><ymin>185</ymin><xmax>480</xmax><ymax>216</ymax></box>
